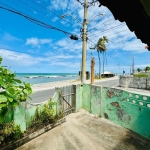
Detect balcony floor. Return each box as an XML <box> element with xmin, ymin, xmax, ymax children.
<box><xmin>17</xmin><ymin>109</ymin><xmax>150</xmax><ymax>150</ymax></box>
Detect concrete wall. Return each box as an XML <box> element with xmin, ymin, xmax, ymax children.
<box><xmin>3</xmin><ymin>88</ymin><xmax>61</xmax><ymax>132</ymax></box>
<box><xmin>3</xmin><ymin>85</ymin><xmax>80</xmax><ymax>132</ymax></box>
<box><xmin>81</xmin><ymin>84</ymin><xmax>150</xmax><ymax>139</ymax></box>
<box><xmin>3</xmin><ymin>83</ymin><xmax>150</xmax><ymax>140</ymax></box>
<box><xmin>119</xmin><ymin>76</ymin><xmax>150</xmax><ymax>89</ymax></box>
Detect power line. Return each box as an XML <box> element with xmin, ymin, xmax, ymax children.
<box><xmin>76</xmin><ymin>0</ymin><xmax>99</xmax><ymax>6</ymax></box>
<box><xmin>88</xmin><ymin>23</ymin><xmax>126</xmax><ymax>38</ymax></box>
<box><xmin>30</xmin><ymin>0</ymin><xmax>81</xmax><ymax>28</ymax></box>
<box><xmin>17</xmin><ymin>0</ymin><xmax>49</xmax><ymax>17</ymax></box>
<box><xmin>88</xmin><ymin>18</ymin><xmax>115</xmax><ymax>31</ymax></box>
<box><xmin>88</xmin><ymin>37</ymin><xmax>128</xmax><ymax>62</ymax></box>
<box><xmin>87</xmin><ymin>38</ymin><xmax>131</xmax><ymax>66</ymax></box>
<box><xmin>0</xmin><ymin>4</ymin><xmax>78</xmax><ymax>37</ymax></box>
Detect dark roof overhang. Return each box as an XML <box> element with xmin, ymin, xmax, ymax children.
<box><xmin>98</xmin><ymin>0</ymin><xmax>150</xmax><ymax>51</ymax></box>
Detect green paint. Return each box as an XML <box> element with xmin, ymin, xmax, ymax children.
<box><xmin>0</xmin><ymin>87</ymin><xmax>63</xmax><ymax>132</ymax></box>
<box><xmin>2</xmin><ymin>83</ymin><xmax>150</xmax><ymax>140</ymax></box>
<box><xmin>82</xmin><ymin>84</ymin><xmax>91</xmax><ymax>111</ymax></box>
<box><xmin>26</xmin><ymin>106</ymin><xmax>36</xmax><ymax>128</ymax></box>
<box><xmin>4</xmin><ymin>107</ymin><xmax>14</xmax><ymax>123</ymax></box>
<box><xmin>74</xmin><ymin>84</ymin><xmax>82</xmax><ymax>112</ymax></box>
<box><xmin>91</xmin><ymin>86</ymin><xmax>101</xmax><ymax>116</ymax></box>
<box><xmin>81</xmin><ymin>84</ymin><xmax>150</xmax><ymax>139</ymax></box>
<box><xmin>14</xmin><ymin>103</ymin><xmax>26</xmax><ymax>131</ymax></box>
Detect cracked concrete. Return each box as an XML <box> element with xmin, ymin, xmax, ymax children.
<box><xmin>16</xmin><ymin>109</ymin><xmax>150</xmax><ymax>150</ymax></box>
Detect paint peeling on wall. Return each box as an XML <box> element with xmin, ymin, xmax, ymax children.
<box><xmin>81</xmin><ymin>84</ymin><xmax>150</xmax><ymax>139</ymax></box>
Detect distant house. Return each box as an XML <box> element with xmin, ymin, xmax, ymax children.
<box><xmin>101</xmin><ymin>71</ymin><xmax>115</xmax><ymax>78</ymax></box>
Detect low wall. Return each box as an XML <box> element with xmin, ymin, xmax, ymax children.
<box><xmin>80</xmin><ymin>84</ymin><xmax>150</xmax><ymax>139</ymax></box>
<box><xmin>119</xmin><ymin>76</ymin><xmax>150</xmax><ymax>89</ymax></box>
<box><xmin>3</xmin><ymin>85</ymin><xmax>79</xmax><ymax>132</ymax></box>
<box><xmin>3</xmin><ymin>88</ymin><xmax>62</xmax><ymax>132</ymax></box>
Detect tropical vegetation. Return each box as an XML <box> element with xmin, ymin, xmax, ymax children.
<box><xmin>0</xmin><ymin>56</ymin><xmax>33</xmax><ymax>145</ymax></box>
<box><xmin>137</xmin><ymin>68</ymin><xmax>142</xmax><ymax>72</ymax></box>
<box><xmin>136</xmin><ymin>66</ymin><xmax>150</xmax><ymax>73</ymax></box>
<box><xmin>144</xmin><ymin>66</ymin><xmax>150</xmax><ymax>72</ymax></box>
<box><xmin>134</xmin><ymin>74</ymin><xmax>148</xmax><ymax>77</ymax></box>
<box><xmin>95</xmin><ymin>36</ymin><xmax>109</xmax><ymax>78</ymax></box>
<box><xmin>0</xmin><ymin>57</ymin><xmax>32</xmax><ymax>123</ymax></box>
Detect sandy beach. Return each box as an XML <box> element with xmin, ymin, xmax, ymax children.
<box><xmin>31</xmin><ymin>77</ymin><xmax>119</xmax><ymax>92</ymax></box>
<box><xmin>31</xmin><ymin>79</ymin><xmax>82</xmax><ymax>92</ymax></box>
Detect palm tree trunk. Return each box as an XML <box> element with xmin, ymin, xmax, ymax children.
<box><xmin>103</xmin><ymin>52</ymin><xmax>104</xmax><ymax>77</ymax></box>
<box><xmin>105</xmin><ymin>51</ymin><xmax>107</xmax><ymax>66</ymax></box>
<box><xmin>97</xmin><ymin>50</ymin><xmax>101</xmax><ymax>78</ymax></box>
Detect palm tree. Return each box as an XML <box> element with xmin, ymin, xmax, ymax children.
<box><xmin>145</xmin><ymin>66</ymin><xmax>150</xmax><ymax>72</ymax></box>
<box><xmin>95</xmin><ymin>36</ymin><xmax>109</xmax><ymax>78</ymax></box>
<box><xmin>137</xmin><ymin>68</ymin><xmax>142</xmax><ymax>72</ymax></box>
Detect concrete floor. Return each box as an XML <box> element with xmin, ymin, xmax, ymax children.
<box><xmin>16</xmin><ymin>109</ymin><xmax>150</xmax><ymax>150</ymax></box>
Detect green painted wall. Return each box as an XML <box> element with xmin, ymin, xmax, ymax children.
<box><xmin>1</xmin><ymin>87</ymin><xmax>63</xmax><ymax>132</ymax></box>
<box><xmin>91</xmin><ymin>86</ymin><xmax>101</xmax><ymax>117</ymax></box>
<box><xmin>74</xmin><ymin>84</ymin><xmax>83</xmax><ymax>112</ymax></box>
<box><xmin>102</xmin><ymin>87</ymin><xmax>150</xmax><ymax>139</ymax></box>
<box><xmin>82</xmin><ymin>84</ymin><xmax>91</xmax><ymax>112</ymax></box>
<box><xmin>14</xmin><ymin>103</ymin><xmax>26</xmax><ymax>131</ymax></box>
<box><xmin>81</xmin><ymin>84</ymin><xmax>150</xmax><ymax>139</ymax></box>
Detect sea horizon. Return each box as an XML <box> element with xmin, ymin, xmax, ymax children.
<box><xmin>16</xmin><ymin>73</ymin><xmax>79</xmax><ymax>85</ymax></box>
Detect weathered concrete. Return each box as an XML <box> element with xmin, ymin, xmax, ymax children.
<box><xmin>119</xmin><ymin>76</ymin><xmax>150</xmax><ymax>89</ymax></box>
<box><xmin>82</xmin><ymin>84</ymin><xmax>150</xmax><ymax>139</ymax></box>
<box><xmin>16</xmin><ymin>109</ymin><xmax>150</xmax><ymax>150</ymax></box>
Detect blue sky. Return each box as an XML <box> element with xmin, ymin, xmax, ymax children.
<box><xmin>0</xmin><ymin>0</ymin><xmax>150</xmax><ymax>74</ymax></box>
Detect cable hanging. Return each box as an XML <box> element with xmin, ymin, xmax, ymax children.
<box><xmin>0</xmin><ymin>4</ymin><xmax>80</xmax><ymax>40</ymax></box>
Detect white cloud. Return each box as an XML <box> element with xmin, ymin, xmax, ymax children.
<box><xmin>52</xmin><ymin>17</ymin><xmax>58</xmax><ymax>22</ymax></box>
<box><xmin>0</xmin><ymin>48</ymin><xmax>81</xmax><ymax>69</ymax></box>
<box><xmin>48</xmin><ymin>0</ymin><xmax>68</xmax><ymax>10</ymax></box>
<box><xmin>26</xmin><ymin>37</ymin><xmax>52</xmax><ymax>48</ymax></box>
<box><xmin>3</xmin><ymin>33</ymin><xmax>21</xmax><ymax>42</ymax></box>
<box><xmin>55</xmin><ymin>38</ymin><xmax>82</xmax><ymax>52</ymax></box>
<box><xmin>0</xmin><ymin>49</ymin><xmax>39</xmax><ymax>66</ymax></box>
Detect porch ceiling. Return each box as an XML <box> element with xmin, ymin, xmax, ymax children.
<box><xmin>98</xmin><ymin>0</ymin><xmax>150</xmax><ymax>51</ymax></box>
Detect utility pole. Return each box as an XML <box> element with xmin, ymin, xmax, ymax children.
<box><xmin>91</xmin><ymin>57</ymin><xmax>95</xmax><ymax>84</ymax></box>
<box><xmin>130</xmin><ymin>65</ymin><xmax>131</xmax><ymax>75</ymax></box>
<box><xmin>118</xmin><ymin>64</ymin><xmax>120</xmax><ymax>76</ymax></box>
<box><xmin>132</xmin><ymin>57</ymin><xmax>134</xmax><ymax>74</ymax></box>
<box><xmin>81</xmin><ymin>0</ymin><xmax>88</xmax><ymax>83</ymax></box>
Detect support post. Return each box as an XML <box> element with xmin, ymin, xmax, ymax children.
<box><xmin>91</xmin><ymin>57</ymin><xmax>95</xmax><ymax>84</ymax></box>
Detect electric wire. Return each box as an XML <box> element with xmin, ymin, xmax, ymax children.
<box><xmin>0</xmin><ymin>4</ymin><xmax>78</xmax><ymax>37</ymax></box>
<box><xmin>88</xmin><ymin>18</ymin><xmax>115</xmax><ymax>31</ymax></box>
<box><xmin>30</xmin><ymin>0</ymin><xmax>81</xmax><ymax>28</ymax></box>
<box><xmin>87</xmin><ymin>38</ymin><xmax>131</xmax><ymax>66</ymax></box>
<box><xmin>88</xmin><ymin>23</ymin><xmax>126</xmax><ymax>38</ymax></box>
<box><xmin>88</xmin><ymin>37</ymin><xmax>130</xmax><ymax>63</ymax></box>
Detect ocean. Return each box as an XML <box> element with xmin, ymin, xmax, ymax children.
<box><xmin>16</xmin><ymin>73</ymin><xmax>78</xmax><ymax>85</ymax></box>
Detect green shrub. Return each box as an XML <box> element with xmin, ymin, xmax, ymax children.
<box><xmin>0</xmin><ymin>57</ymin><xmax>32</xmax><ymax>123</ymax></box>
<box><xmin>29</xmin><ymin>99</ymin><xmax>58</xmax><ymax>129</ymax></box>
<box><xmin>134</xmin><ymin>74</ymin><xmax>148</xmax><ymax>77</ymax></box>
<box><xmin>0</xmin><ymin>122</ymin><xmax>22</xmax><ymax>145</ymax></box>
